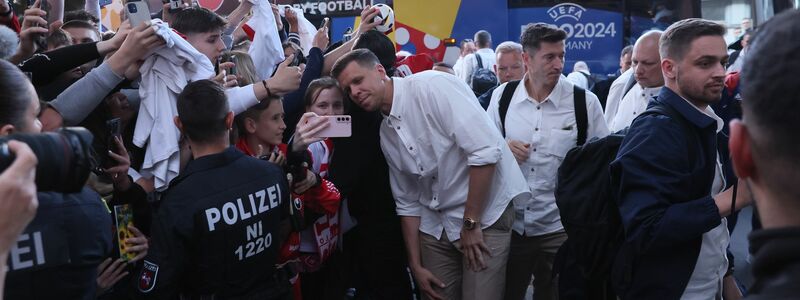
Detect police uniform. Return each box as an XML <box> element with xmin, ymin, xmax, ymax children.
<box><xmin>136</xmin><ymin>147</ymin><xmax>290</xmax><ymax>299</ymax></box>
<box><xmin>4</xmin><ymin>187</ymin><xmax>113</xmax><ymax>300</ymax></box>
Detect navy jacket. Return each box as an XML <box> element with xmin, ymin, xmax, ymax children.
<box><xmin>4</xmin><ymin>187</ymin><xmax>112</xmax><ymax>300</ymax></box>
<box><xmin>610</xmin><ymin>87</ymin><xmax>735</xmax><ymax>299</ymax></box>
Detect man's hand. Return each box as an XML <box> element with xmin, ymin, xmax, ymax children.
<box><xmin>291</xmin><ymin>112</ymin><xmax>328</xmax><ymax>152</ymax></box>
<box><xmin>124</xmin><ymin>225</ymin><xmax>148</xmax><ymax>263</ymax></box>
<box><xmin>264</xmin><ymin>54</ymin><xmax>302</xmax><ymax>96</ymax></box>
<box><xmin>0</xmin><ymin>141</ymin><xmax>39</xmax><ymax>254</ymax></box>
<box><xmin>355</xmin><ymin>6</ymin><xmax>380</xmax><ymax>36</ymax></box>
<box><xmin>411</xmin><ymin>266</ymin><xmax>446</xmax><ymax>300</ymax></box>
<box><xmin>460</xmin><ymin>226</ymin><xmax>491</xmax><ymax>272</ymax></box>
<box><xmin>15</xmin><ymin>3</ymin><xmax>49</xmax><ymax>59</ymax></box>
<box><xmin>212</xmin><ymin>62</ymin><xmax>238</xmax><ymax>88</ymax></box>
<box><xmin>107</xmin><ymin>22</ymin><xmax>166</xmax><ymax>76</ymax></box>
<box><xmin>284</xmin><ymin>7</ymin><xmax>298</xmax><ymax>32</ymax></box>
<box><xmin>312</xmin><ymin>24</ymin><xmax>329</xmax><ymax>50</ymax></box>
<box><xmin>95</xmin><ymin>258</ymin><xmax>128</xmax><ymax>295</ymax></box>
<box><xmin>103</xmin><ymin>136</ymin><xmax>132</xmax><ymax>191</ymax></box>
<box><xmin>96</xmin><ymin>20</ymin><xmax>131</xmax><ymax>55</ymax></box>
<box><xmin>507</xmin><ymin>140</ymin><xmax>531</xmax><ymax>164</ymax></box>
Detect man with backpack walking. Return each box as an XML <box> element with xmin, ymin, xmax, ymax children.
<box><xmin>611</xmin><ymin>19</ymin><xmax>752</xmax><ymax>299</ymax></box>
<box><xmin>459</xmin><ymin>30</ymin><xmax>498</xmax><ymax>97</ymax></box>
<box><xmin>486</xmin><ymin>23</ymin><xmax>609</xmax><ymax>300</ymax></box>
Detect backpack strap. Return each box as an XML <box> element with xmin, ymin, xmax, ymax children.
<box><xmin>622</xmin><ymin>73</ymin><xmax>637</xmax><ymax>99</ymax></box>
<box><xmin>498</xmin><ymin>80</ymin><xmax>521</xmax><ymax>137</ymax></box>
<box><xmin>476</xmin><ymin>54</ymin><xmax>484</xmax><ymax>69</ymax></box>
<box><xmin>573</xmin><ymin>85</ymin><xmax>588</xmax><ymax>146</ymax></box>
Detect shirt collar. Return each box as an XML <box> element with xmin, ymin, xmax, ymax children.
<box><xmin>476</xmin><ymin>48</ymin><xmax>494</xmax><ymax>55</ymax></box>
<box><xmin>183</xmin><ymin>147</ymin><xmax>244</xmax><ymax>176</ymax></box>
<box><xmin>657</xmin><ymin>87</ymin><xmax>718</xmax><ymax>130</ymax></box>
<box><xmin>387</xmin><ymin>77</ymin><xmax>406</xmax><ymax>120</ymax></box>
<box><xmin>512</xmin><ymin>74</ymin><xmax>570</xmax><ymax>109</ymax></box>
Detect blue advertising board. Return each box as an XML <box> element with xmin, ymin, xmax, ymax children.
<box><xmin>508</xmin><ymin>2</ymin><xmax>623</xmax><ymax>76</ymax></box>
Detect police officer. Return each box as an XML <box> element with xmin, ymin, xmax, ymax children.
<box><xmin>135</xmin><ymin>80</ymin><xmax>291</xmax><ymax>299</ymax></box>
<box><xmin>0</xmin><ymin>60</ymin><xmax>113</xmax><ymax>300</ymax></box>
<box><xmin>4</xmin><ymin>188</ymin><xmax>113</xmax><ymax>299</ymax></box>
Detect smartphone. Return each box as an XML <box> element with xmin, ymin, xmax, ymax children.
<box><xmin>104</xmin><ymin>118</ymin><xmax>121</xmax><ymax>168</ymax></box>
<box><xmin>28</xmin><ymin>0</ymin><xmax>48</xmax><ymax>50</ymax></box>
<box><xmin>126</xmin><ymin>1</ymin><xmax>151</xmax><ymax>28</ymax></box>
<box><xmin>289</xmin><ymin>48</ymin><xmax>306</xmax><ymax>67</ymax></box>
<box><xmin>322</xmin><ymin>17</ymin><xmax>330</xmax><ymax>29</ymax></box>
<box><xmin>114</xmin><ymin>204</ymin><xmax>136</xmax><ymax>262</ymax></box>
<box><xmin>168</xmin><ymin>0</ymin><xmax>181</xmax><ymax>12</ymax></box>
<box><xmin>309</xmin><ymin>115</ymin><xmax>352</xmax><ymax>138</ymax></box>
<box><xmin>220</xmin><ymin>55</ymin><xmax>236</xmax><ymax>76</ymax></box>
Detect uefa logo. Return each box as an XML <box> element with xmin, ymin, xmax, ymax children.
<box><xmin>547</xmin><ymin>3</ymin><xmax>588</xmax><ymax>22</ymax></box>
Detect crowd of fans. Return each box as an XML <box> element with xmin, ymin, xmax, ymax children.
<box><xmin>0</xmin><ymin>0</ymin><xmax>798</xmax><ymax>299</ymax></box>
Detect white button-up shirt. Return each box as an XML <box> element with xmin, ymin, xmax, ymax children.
<box><xmin>681</xmin><ymin>98</ymin><xmax>729</xmax><ymax>300</ymax></box>
<box><xmin>487</xmin><ymin>75</ymin><xmax>610</xmax><ymax>236</ymax></box>
<box><xmin>609</xmin><ymin>84</ymin><xmax>662</xmax><ymax>132</ymax></box>
<box><xmin>604</xmin><ymin>68</ymin><xmax>634</xmax><ymax>125</ymax></box>
<box><xmin>381</xmin><ymin>71</ymin><xmax>530</xmax><ymax>242</ymax></box>
<box><xmin>458</xmin><ymin>48</ymin><xmax>497</xmax><ymax>86</ymax></box>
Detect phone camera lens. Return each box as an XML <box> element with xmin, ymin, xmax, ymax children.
<box><xmin>128</xmin><ymin>3</ymin><xmax>137</xmax><ymax>12</ymax></box>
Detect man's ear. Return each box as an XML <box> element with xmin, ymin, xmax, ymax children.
<box><xmin>0</xmin><ymin>124</ymin><xmax>15</xmax><ymax>136</ymax></box>
<box><xmin>225</xmin><ymin>112</ymin><xmax>234</xmax><ymax>130</ymax></box>
<box><xmin>494</xmin><ymin>64</ymin><xmax>499</xmax><ymax>74</ymax></box>
<box><xmin>173</xmin><ymin>116</ymin><xmax>183</xmax><ymax>132</ymax></box>
<box><xmin>523</xmin><ymin>51</ymin><xmax>532</xmax><ymax>70</ymax></box>
<box><xmin>729</xmin><ymin>119</ymin><xmax>756</xmax><ymax>181</ymax></box>
<box><xmin>376</xmin><ymin>63</ymin><xmax>387</xmax><ymax>78</ymax></box>
<box><xmin>661</xmin><ymin>58</ymin><xmax>676</xmax><ymax>80</ymax></box>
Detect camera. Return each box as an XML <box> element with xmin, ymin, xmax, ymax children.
<box><xmin>0</xmin><ymin>128</ymin><xmax>95</xmax><ymax>193</ymax></box>
<box><xmin>289</xmin><ymin>48</ymin><xmax>306</xmax><ymax>67</ymax></box>
<box><xmin>127</xmin><ymin>2</ymin><xmax>138</xmax><ymax>13</ymax></box>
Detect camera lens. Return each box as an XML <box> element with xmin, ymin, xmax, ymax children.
<box><xmin>128</xmin><ymin>3</ymin><xmax>137</xmax><ymax>13</ymax></box>
<box><xmin>0</xmin><ymin>128</ymin><xmax>95</xmax><ymax>193</ymax></box>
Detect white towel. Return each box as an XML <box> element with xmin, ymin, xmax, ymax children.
<box><xmin>247</xmin><ymin>0</ymin><xmax>284</xmax><ymax>81</ymax></box>
<box><xmin>279</xmin><ymin>5</ymin><xmax>316</xmax><ymax>56</ymax></box>
<box><xmin>133</xmin><ymin>19</ymin><xmax>215</xmax><ymax>191</ymax></box>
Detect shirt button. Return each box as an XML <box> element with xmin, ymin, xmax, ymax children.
<box><xmin>530</xmin><ymin>168</ymin><xmax>535</xmax><ymax>172</ymax></box>
<box><xmin>535</xmin><ymin>128</ymin><xmax>539</xmax><ymax>131</ymax></box>
<box><xmin>526</xmin><ymin>207</ymin><xmax>532</xmax><ymax>210</ymax></box>
<box><xmin>537</xmin><ymin>106</ymin><xmax>541</xmax><ymax>110</ymax></box>
<box><xmin>432</xmin><ymin>176</ymin><xmax>437</xmax><ymax>180</ymax></box>
<box><xmin>533</xmin><ymin>148</ymin><xmax>537</xmax><ymax>152</ymax></box>
<box><xmin>409</xmin><ymin>146</ymin><xmax>413</xmax><ymax>151</ymax></box>
<box><xmin>420</xmin><ymin>167</ymin><xmax>424</xmax><ymax>171</ymax></box>
<box><xmin>396</xmin><ymin>126</ymin><xmax>400</xmax><ymax>130</ymax></box>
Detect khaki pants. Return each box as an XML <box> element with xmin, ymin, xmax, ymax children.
<box><xmin>503</xmin><ymin>230</ymin><xmax>568</xmax><ymax>300</ymax></box>
<box><xmin>419</xmin><ymin>205</ymin><xmax>514</xmax><ymax>300</ymax></box>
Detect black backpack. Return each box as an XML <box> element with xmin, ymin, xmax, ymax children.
<box><xmin>552</xmin><ymin>103</ymin><xmax>688</xmax><ymax>300</ymax></box>
<box><xmin>471</xmin><ymin>54</ymin><xmax>499</xmax><ymax>97</ymax></box>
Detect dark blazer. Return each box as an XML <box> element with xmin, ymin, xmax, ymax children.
<box><xmin>610</xmin><ymin>87</ymin><xmax>734</xmax><ymax>299</ymax></box>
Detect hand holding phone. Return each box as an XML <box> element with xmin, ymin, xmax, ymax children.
<box><xmin>126</xmin><ymin>1</ymin><xmax>151</xmax><ymax>28</ymax></box>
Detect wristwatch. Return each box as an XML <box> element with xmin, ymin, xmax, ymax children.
<box><xmin>463</xmin><ymin>217</ymin><xmax>478</xmax><ymax>230</ymax></box>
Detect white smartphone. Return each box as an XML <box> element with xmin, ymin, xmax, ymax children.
<box><xmin>126</xmin><ymin>1</ymin><xmax>151</xmax><ymax>28</ymax></box>
<box><xmin>310</xmin><ymin>115</ymin><xmax>352</xmax><ymax>138</ymax></box>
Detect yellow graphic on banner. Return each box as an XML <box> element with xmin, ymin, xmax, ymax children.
<box><xmin>394</xmin><ymin>0</ymin><xmax>460</xmax><ymax>40</ymax></box>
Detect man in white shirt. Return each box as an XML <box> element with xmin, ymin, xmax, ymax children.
<box><xmin>332</xmin><ymin>49</ymin><xmax>530</xmax><ymax>300</ymax></box>
<box><xmin>459</xmin><ymin>30</ymin><xmax>497</xmax><ymax>86</ymax></box>
<box><xmin>486</xmin><ymin>23</ymin><xmax>609</xmax><ymax>300</ymax></box>
<box><xmin>603</xmin><ymin>68</ymin><xmax>633</xmax><ymax>125</ymax></box>
<box><xmin>453</xmin><ymin>38</ymin><xmax>477</xmax><ymax>78</ymax></box>
<box><xmin>565</xmin><ymin>61</ymin><xmax>591</xmax><ymax>89</ymax></box>
<box><xmin>609</xmin><ymin>31</ymin><xmax>664</xmax><ymax>132</ymax></box>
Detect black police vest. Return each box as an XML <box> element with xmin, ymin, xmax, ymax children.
<box><xmin>139</xmin><ymin>148</ymin><xmax>289</xmax><ymax>298</ymax></box>
<box><xmin>4</xmin><ymin>187</ymin><xmax>113</xmax><ymax>300</ymax></box>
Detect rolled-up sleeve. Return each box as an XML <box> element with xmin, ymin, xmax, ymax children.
<box><xmin>427</xmin><ymin>75</ymin><xmax>503</xmax><ymax>166</ymax></box>
<box><xmin>387</xmin><ymin>161</ymin><xmax>422</xmax><ymax>217</ymax></box>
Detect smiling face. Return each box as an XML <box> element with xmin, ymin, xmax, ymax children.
<box><xmin>308</xmin><ymin>87</ymin><xmax>345</xmax><ymax>116</ymax></box>
<box><xmin>245</xmin><ymin>99</ymin><xmax>285</xmax><ymax>147</ymax></box>
<box><xmin>335</xmin><ymin>61</ymin><xmax>387</xmax><ymax>112</ymax></box>
<box><xmin>663</xmin><ymin>35</ymin><xmax>728</xmax><ymax>106</ymax></box>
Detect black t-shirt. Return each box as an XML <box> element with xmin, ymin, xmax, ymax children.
<box><xmin>135</xmin><ymin>147</ymin><xmax>289</xmax><ymax>299</ymax></box>
<box><xmin>4</xmin><ymin>187</ymin><xmax>113</xmax><ymax>300</ymax></box>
